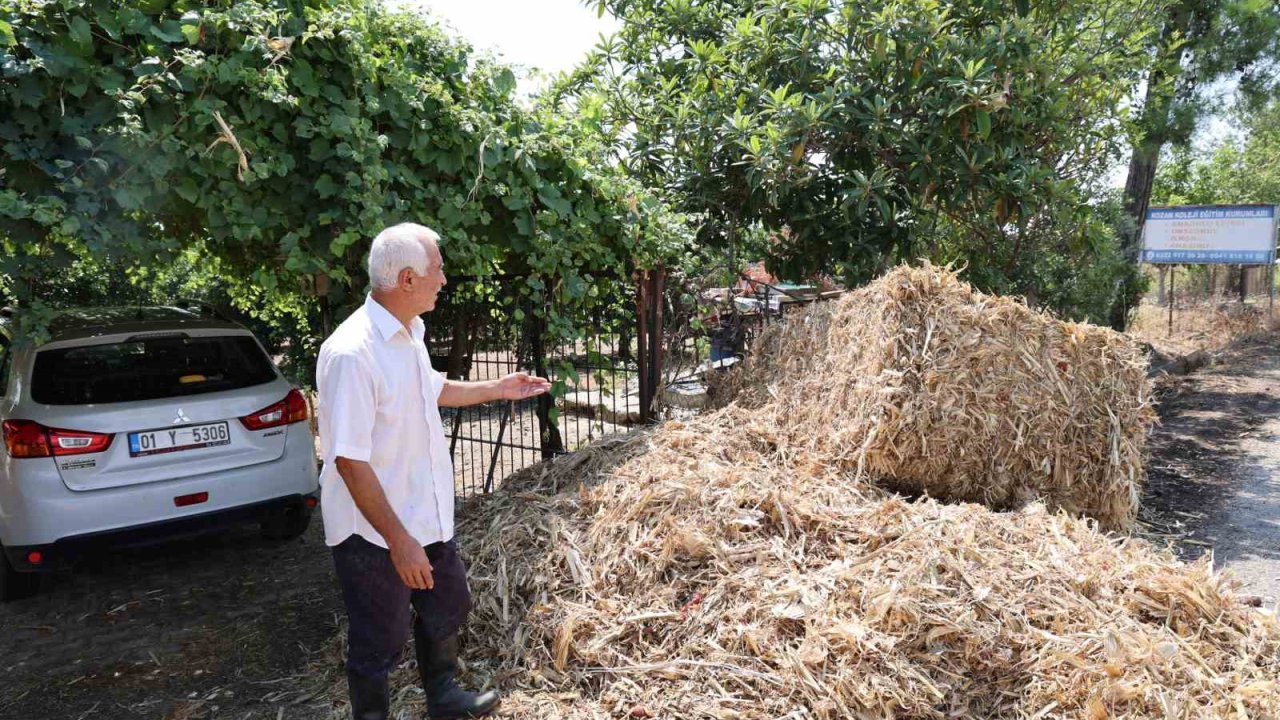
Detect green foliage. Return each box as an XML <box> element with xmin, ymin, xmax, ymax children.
<box><xmin>928</xmin><ymin>191</ymin><xmax>1146</xmax><ymax>324</ymax></box>
<box><xmin>567</xmin><ymin>0</ymin><xmax>1164</xmax><ymax>291</ymax></box>
<box><xmin>0</xmin><ymin>0</ymin><xmax>685</xmax><ymax>353</ymax></box>
<box><xmin>0</xmin><ymin>245</ymin><xmax>316</xmax><ymax>383</ymax></box>
<box><xmin>1132</xmin><ymin>0</ymin><xmax>1280</xmax><ymax>152</ymax></box>
<box><xmin>1154</xmin><ymin>99</ymin><xmax>1280</xmax><ymax>207</ymax></box>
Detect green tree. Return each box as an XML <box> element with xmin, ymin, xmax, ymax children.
<box><xmin>568</xmin><ymin>0</ymin><xmax>1164</xmax><ymax>298</ymax></box>
<box><xmin>1149</xmin><ymin>99</ymin><xmax>1280</xmax><ymax>301</ymax></box>
<box><xmin>1109</xmin><ymin>0</ymin><xmax>1280</xmax><ymax>329</ymax></box>
<box><xmin>1154</xmin><ymin>99</ymin><xmax>1280</xmax><ymax>207</ymax></box>
<box><xmin>0</xmin><ymin>0</ymin><xmax>682</xmax><ymax>350</ymax></box>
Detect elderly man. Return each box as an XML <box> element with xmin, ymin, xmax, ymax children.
<box><xmin>317</xmin><ymin>223</ymin><xmax>550</xmax><ymax>720</ymax></box>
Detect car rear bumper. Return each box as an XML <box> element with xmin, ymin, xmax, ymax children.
<box><xmin>0</xmin><ymin>424</ymin><xmax>319</xmax><ymax>550</ymax></box>
<box><xmin>3</xmin><ymin>492</ymin><xmax>318</xmax><ymax>572</ymax></box>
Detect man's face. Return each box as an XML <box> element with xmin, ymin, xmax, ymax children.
<box><xmin>415</xmin><ymin>241</ymin><xmax>447</xmax><ymax>314</ymax></box>
<box><xmin>395</xmin><ymin>237</ymin><xmax>447</xmax><ymax>315</ymax></box>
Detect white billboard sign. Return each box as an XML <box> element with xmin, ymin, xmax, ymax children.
<box><xmin>1141</xmin><ymin>205</ymin><xmax>1277</xmax><ymax>265</ymax></box>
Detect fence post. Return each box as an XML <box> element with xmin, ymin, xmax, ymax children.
<box><xmin>445</xmin><ymin>312</ymin><xmax>472</xmax><ymax>380</ymax></box>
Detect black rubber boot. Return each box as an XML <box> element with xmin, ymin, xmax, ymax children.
<box><xmin>347</xmin><ymin>670</ymin><xmax>391</xmax><ymax>720</ymax></box>
<box><xmin>414</xmin><ymin>624</ymin><xmax>500</xmax><ymax>719</ymax></box>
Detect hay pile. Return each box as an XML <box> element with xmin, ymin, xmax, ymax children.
<box><xmin>440</xmin><ymin>409</ymin><xmax>1277</xmax><ymax>719</ymax></box>
<box><xmin>320</xmin><ymin>266</ymin><xmax>1278</xmax><ymax>719</ymax></box>
<box><xmin>720</xmin><ymin>263</ymin><xmax>1155</xmax><ymax>530</ymax></box>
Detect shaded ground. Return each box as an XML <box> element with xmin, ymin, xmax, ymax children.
<box><xmin>1142</xmin><ymin>335</ymin><xmax>1280</xmax><ymax>603</ymax></box>
<box><xmin>0</xmin><ymin>521</ymin><xmax>342</xmax><ymax>719</ymax></box>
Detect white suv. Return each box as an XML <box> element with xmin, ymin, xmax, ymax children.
<box><xmin>0</xmin><ymin>306</ymin><xmax>319</xmax><ymax>601</ymax></box>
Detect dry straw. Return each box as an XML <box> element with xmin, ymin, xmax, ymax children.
<box><xmin>722</xmin><ymin>263</ymin><xmax>1156</xmax><ymax>531</ymax></box>
<box><xmin>320</xmin><ymin>265</ymin><xmax>1277</xmax><ymax>719</ymax></box>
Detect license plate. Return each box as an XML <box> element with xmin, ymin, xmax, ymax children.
<box><xmin>129</xmin><ymin>422</ymin><xmax>231</xmax><ymax>457</ymax></box>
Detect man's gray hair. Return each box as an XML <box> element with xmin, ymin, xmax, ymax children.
<box><xmin>368</xmin><ymin>223</ymin><xmax>441</xmax><ymax>290</ymax></box>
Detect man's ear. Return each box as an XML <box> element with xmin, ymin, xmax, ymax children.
<box><xmin>398</xmin><ymin>267</ymin><xmax>414</xmax><ymax>290</ymax></box>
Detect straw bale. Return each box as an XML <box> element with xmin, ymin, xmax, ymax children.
<box><xmin>722</xmin><ymin>263</ymin><xmax>1155</xmax><ymax>530</ymax></box>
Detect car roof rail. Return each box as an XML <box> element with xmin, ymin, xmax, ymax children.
<box><xmin>175</xmin><ymin>298</ymin><xmax>233</xmax><ymax>322</ymax></box>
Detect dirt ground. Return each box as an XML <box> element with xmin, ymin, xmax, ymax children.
<box><xmin>4</xmin><ymin>332</ymin><xmax>1280</xmax><ymax>719</ymax></box>
<box><xmin>1129</xmin><ymin>295</ymin><xmax>1274</xmax><ymax>357</ymax></box>
<box><xmin>1141</xmin><ymin>335</ymin><xmax>1280</xmax><ymax>603</ymax></box>
<box><xmin>0</xmin><ymin>520</ymin><xmax>341</xmax><ymax>719</ymax></box>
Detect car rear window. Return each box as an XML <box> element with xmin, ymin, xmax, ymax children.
<box><xmin>32</xmin><ymin>335</ymin><xmax>278</xmax><ymax>405</ymax></box>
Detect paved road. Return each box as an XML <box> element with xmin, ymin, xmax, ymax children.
<box><xmin>1144</xmin><ymin>337</ymin><xmax>1280</xmax><ymax>603</ymax></box>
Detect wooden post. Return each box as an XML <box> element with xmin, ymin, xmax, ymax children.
<box><xmin>635</xmin><ymin>271</ymin><xmax>650</xmax><ymax>424</ymax></box>
<box><xmin>633</xmin><ymin>269</ymin><xmax>665</xmax><ymax>424</ymax></box>
<box><xmin>651</xmin><ymin>268</ymin><xmax>665</xmax><ymax>418</ymax></box>
<box><xmin>1168</xmin><ymin>265</ymin><xmax>1175</xmax><ymax>337</ymax></box>
<box><xmin>1269</xmin><ymin>261</ymin><xmax>1275</xmax><ymax>327</ymax></box>
<box><xmin>319</xmin><ymin>294</ymin><xmax>333</xmax><ymax>340</ymax></box>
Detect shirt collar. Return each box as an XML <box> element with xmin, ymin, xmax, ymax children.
<box><xmin>364</xmin><ymin>295</ymin><xmax>424</xmax><ymax>343</ymax></box>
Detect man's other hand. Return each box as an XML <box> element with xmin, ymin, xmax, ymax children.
<box><xmin>389</xmin><ymin>536</ymin><xmax>434</xmax><ymax>590</ymax></box>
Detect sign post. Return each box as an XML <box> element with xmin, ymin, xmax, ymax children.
<box><xmin>1141</xmin><ymin>205</ymin><xmax>1279</xmax><ymax>333</ymax></box>
<box><xmin>1142</xmin><ymin>205</ymin><xmax>1277</xmax><ymax>265</ymax></box>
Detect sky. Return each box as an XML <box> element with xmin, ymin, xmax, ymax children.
<box><xmin>391</xmin><ymin>0</ymin><xmax>621</xmax><ymax>94</ymax></box>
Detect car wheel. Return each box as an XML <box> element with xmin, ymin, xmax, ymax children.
<box><xmin>261</xmin><ymin>505</ymin><xmax>312</xmax><ymax>541</ymax></box>
<box><xmin>0</xmin><ymin>545</ymin><xmax>41</xmax><ymax>602</ymax></box>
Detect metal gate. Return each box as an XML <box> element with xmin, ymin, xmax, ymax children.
<box><xmin>426</xmin><ymin>272</ymin><xmax>662</xmax><ymax>498</ymax></box>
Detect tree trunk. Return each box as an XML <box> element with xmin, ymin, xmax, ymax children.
<box><xmin>1108</xmin><ymin>128</ymin><xmax>1166</xmax><ymax>331</ymax></box>
<box><xmin>1157</xmin><ymin>265</ymin><xmax>1167</xmax><ymax>306</ymax></box>
<box><xmin>529</xmin><ymin>312</ymin><xmax>564</xmax><ymax>458</ymax></box>
<box><xmin>445</xmin><ymin>311</ymin><xmax>473</xmax><ymax>380</ymax></box>
<box><xmin>1108</xmin><ymin>2</ymin><xmax>1194</xmax><ymax>331</ymax></box>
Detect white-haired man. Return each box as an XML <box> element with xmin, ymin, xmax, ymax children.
<box><xmin>317</xmin><ymin>223</ymin><xmax>550</xmax><ymax>720</ymax></box>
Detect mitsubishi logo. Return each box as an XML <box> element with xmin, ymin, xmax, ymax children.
<box><xmin>173</xmin><ymin>408</ymin><xmax>191</xmax><ymax>425</ymax></box>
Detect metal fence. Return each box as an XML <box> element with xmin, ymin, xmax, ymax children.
<box><xmin>428</xmin><ymin>270</ymin><xmax>840</xmax><ymax>498</ymax></box>
<box><xmin>426</xmin><ymin>274</ymin><xmax>652</xmax><ymax>498</ymax></box>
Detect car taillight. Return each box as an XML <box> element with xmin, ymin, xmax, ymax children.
<box><xmin>285</xmin><ymin>388</ymin><xmax>309</xmax><ymax>424</ymax></box>
<box><xmin>49</xmin><ymin>427</ymin><xmax>114</xmax><ymax>456</ymax></box>
<box><xmin>240</xmin><ymin>389</ymin><xmax>309</xmax><ymax>431</ymax></box>
<box><xmin>2</xmin><ymin>420</ymin><xmax>113</xmax><ymax>458</ymax></box>
<box><xmin>3</xmin><ymin>420</ymin><xmax>50</xmax><ymax>458</ymax></box>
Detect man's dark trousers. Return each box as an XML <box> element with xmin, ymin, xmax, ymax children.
<box><xmin>332</xmin><ymin>535</ymin><xmax>472</xmax><ymax>689</ymax></box>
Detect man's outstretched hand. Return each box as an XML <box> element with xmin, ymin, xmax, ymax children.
<box><xmin>496</xmin><ymin>372</ymin><xmax>552</xmax><ymax>400</ymax></box>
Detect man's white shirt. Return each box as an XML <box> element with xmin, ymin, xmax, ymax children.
<box><xmin>316</xmin><ymin>295</ymin><xmax>454</xmax><ymax>548</ymax></box>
